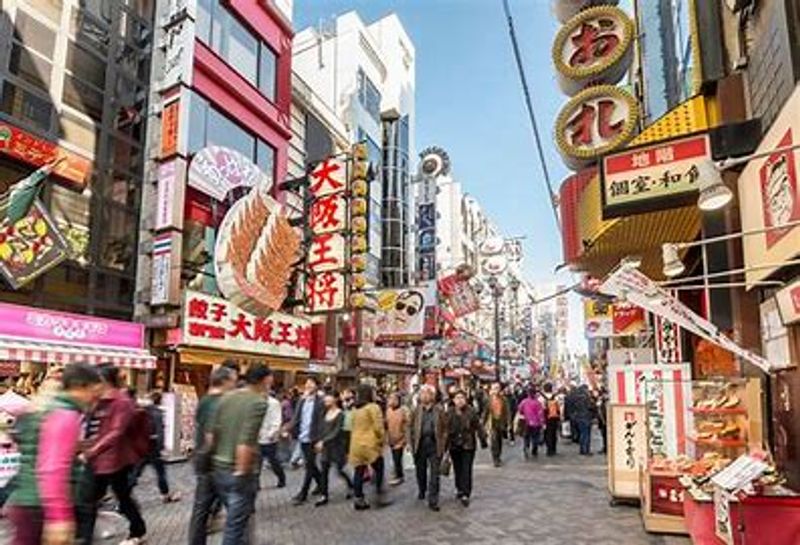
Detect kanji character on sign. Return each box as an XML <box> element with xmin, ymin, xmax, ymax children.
<box><xmin>188</xmin><ymin>298</ymin><xmax>209</xmax><ymax>319</ymax></box>
<box><xmin>188</xmin><ymin>322</ymin><xmax>225</xmax><ymax>340</ymax></box>
<box><xmin>210</xmin><ymin>302</ymin><xmax>227</xmax><ymax>322</ymax></box>
<box><xmin>659</xmin><ymin>170</ymin><xmax>682</xmax><ymax>189</ymax></box>
<box><xmin>655</xmin><ymin>146</ymin><xmax>675</xmax><ymax>164</ymax></box>
<box><xmin>569</xmin><ymin>19</ymin><xmax>620</xmax><ymax>67</ymax></box>
<box><xmin>228</xmin><ymin>312</ymin><xmax>253</xmax><ymax>340</ymax></box>
<box><xmin>307</xmin><ymin>271</ymin><xmax>341</xmax><ymax>310</ymax></box>
<box><xmin>310</xmin><ymin>194</ymin><xmax>345</xmax><ymax>233</ymax></box>
<box><xmin>308</xmin><ymin>233</ymin><xmax>342</xmax><ymax>272</ymax></box>
<box><xmin>253</xmin><ymin>317</ymin><xmax>275</xmax><ymax>343</ymax></box>
<box><xmin>631</xmin><ymin>152</ymin><xmax>650</xmax><ymax>169</ymax></box>
<box><xmin>566</xmin><ymin>100</ymin><xmax>623</xmax><ymax>147</ymax></box>
<box><xmin>295</xmin><ymin>325</ymin><xmax>312</xmax><ymax>350</ymax></box>
<box><xmin>632</xmin><ymin>175</ymin><xmax>652</xmax><ymax>194</ymax></box>
<box><xmin>274</xmin><ymin>321</ymin><xmax>293</xmax><ymax>346</ymax></box>
<box><xmin>310</xmin><ymin>159</ymin><xmax>345</xmax><ymax>197</ymax></box>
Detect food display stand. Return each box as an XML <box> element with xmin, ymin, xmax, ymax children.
<box><xmin>607</xmin><ymin>403</ymin><xmax>647</xmax><ymax>502</ymax></box>
<box><xmin>641</xmin><ymin>467</ymin><xmax>687</xmax><ymax>534</ymax></box>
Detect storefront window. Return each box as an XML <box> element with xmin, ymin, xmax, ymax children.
<box><xmin>62</xmin><ymin>74</ymin><xmax>104</xmax><ymax>122</ymax></box>
<box><xmin>14</xmin><ymin>10</ymin><xmax>56</xmax><ymax>58</ymax></box>
<box><xmin>22</xmin><ymin>0</ymin><xmax>64</xmax><ymax>25</ymax></box>
<box><xmin>66</xmin><ymin>41</ymin><xmax>106</xmax><ymax>89</ymax></box>
<box><xmin>69</xmin><ymin>7</ymin><xmax>110</xmax><ymax>57</ymax></box>
<box><xmin>207</xmin><ymin>107</ymin><xmax>255</xmax><ymax>159</ymax></box>
<box><xmin>1</xmin><ymin>80</ymin><xmax>53</xmax><ymax>132</ymax></box>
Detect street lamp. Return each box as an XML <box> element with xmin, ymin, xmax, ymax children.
<box><xmin>486</xmin><ymin>275</ymin><xmax>504</xmax><ymax>382</ymax></box>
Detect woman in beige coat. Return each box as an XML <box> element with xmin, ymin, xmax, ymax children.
<box><xmin>348</xmin><ymin>383</ymin><xmax>390</xmax><ymax>510</ymax></box>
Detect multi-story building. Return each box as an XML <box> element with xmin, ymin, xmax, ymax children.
<box><xmin>0</xmin><ymin>0</ymin><xmax>157</xmax><ymax>386</ymax></box>
<box><xmin>293</xmin><ymin>11</ymin><xmax>415</xmax><ymax>288</ymax></box>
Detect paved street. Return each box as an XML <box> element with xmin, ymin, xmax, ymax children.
<box><xmin>1</xmin><ymin>437</ymin><xmax>690</xmax><ymax>545</ymax></box>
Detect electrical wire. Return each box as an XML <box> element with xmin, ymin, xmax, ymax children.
<box><xmin>501</xmin><ymin>0</ymin><xmax>561</xmax><ymax>232</ymax></box>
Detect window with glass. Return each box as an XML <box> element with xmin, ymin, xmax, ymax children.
<box><xmin>1</xmin><ymin>80</ymin><xmax>53</xmax><ymax>132</ymax></box>
<box><xmin>188</xmin><ymin>91</ymin><xmax>277</xmax><ymax>180</ymax></box>
<box><xmin>357</xmin><ymin>68</ymin><xmax>381</xmax><ymax>122</ymax></box>
<box><xmin>195</xmin><ymin>0</ymin><xmax>278</xmax><ymax>102</ymax></box>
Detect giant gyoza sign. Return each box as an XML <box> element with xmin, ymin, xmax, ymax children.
<box><xmin>552</xmin><ymin>3</ymin><xmax>639</xmax><ymax>170</ymax></box>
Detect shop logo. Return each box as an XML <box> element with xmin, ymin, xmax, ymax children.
<box><xmin>26</xmin><ymin>311</ymin><xmax>108</xmax><ymax>341</ymax></box>
<box><xmin>760</xmin><ymin>129</ymin><xmax>799</xmax><ymax>249</ymax></box>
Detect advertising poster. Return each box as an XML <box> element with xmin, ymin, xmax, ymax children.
<box><xmin>608</xmin><ymin>404</ymin><xmax>646</xmax><ymax>499</ymax></box>
<box><xmin>0</xmin><ymin>200</ymin><xmax>69</xmax><ymax>289</ymax></box>
<box><xmin>584</xmin><ymin>298</ymin><xmax>613</xmax><ymax>338</ymax></box>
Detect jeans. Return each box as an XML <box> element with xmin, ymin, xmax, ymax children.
<box><xmin>319</xmin><ymin>457</ymin><xmax>353</xmax><ymax>496</ymax></box>
<box><xmin>524</xmin><ymin>425</ymin><xmax>543</xmax><ymax>456</ymax></box>
<box><xmin>390</xmin><ymin>447</ymin><xmax>404</xmax><ymax>480</ymax></box>
<box><xmin>449</xmin><ymin>447</ymin><xmax>475</xmax><ymax>498</ymax></box>
<box><xmin>353</xmin><ymin>456</ymin><xmax>384</xmax><ymax>500</ymax></box>
<box><xmin>571</xmin><ymin>418</ymin><xmax>580</xmax><ymax>443</ymax></box>
<box><xmin>414</xmin><ymin>446</ymin><xmax>441</xmax><ymax>506</ymax></box>
<box><xmin>578</xmin><ymin>420</ymin><xmax>592</xmax><ymax>454</ymax></box>
<box><xmin>77</xmin><ymin>466</ymin><xmax>147</xmax><ymax>543</ymax></box>
<box><xmin>188</xmin><ymin>471</ymin><xmax>220</xmax><ymax>545</ymax></box>
<box><xmin>544</xmin><ymin>418</ymin><xmax>559</xmax><ymax>456</ymax></box>
<box><xmin>490</xmin><ymin>427</ymin><xmax>504</xmax><ymax>464</ymax></box>
<box><xmin>297</xmin><ymin>442</ymin><xmax>322</xmax><ymax>499</ymax></box>
<box><xmin>259</xmin><ymin>443</ymin><xmax>286</xmax><ymax>486</ymax></box>
<box><xmin>132</xmin><ymin>453</ymin><xmax>170</xmax><ymax>495</ymax></box>
<box><xmin>212</xmin><ymin>469</ymin><xmax>257</xmax><ymax>545</ymax></box>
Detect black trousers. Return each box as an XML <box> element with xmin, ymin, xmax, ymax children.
<box><xmin>260</xmin><ymin>443</ymin><xmax>286</xmax><ymax>486</ymax></box>
<box><xmin>490</xmin><ymin>427</ymin><xmax>503</xmax><ymax>464</ymax></box>
<box><xmin>132</xmin><ymin>453</ymin><xmax>170</xmax><ymax>495</ymax></box>
<box><xmin>414</xmin><ymin>446</ymin><xmax>441</xmax><ymax>506</ymax></box>
<box><xmin>297</xmin><ymin>442</ymin><xmax>322</xmax><ymax>499</ymax></box>
<box><xmin>353</xmin><ymin>456</ymin><xmax>384</xmax><ymax>499</ymax></box>
<box><xmin>450</xmin><ymin>447</ymin><xmax>475</xmax><ymax>498</ymax></box>
<box><xmin>390</xmin><ymin>447</ymin><xmax>404</xmax><ymax>480</ymax></box>
<box><xmin>544</xmin><ymin>418</ymin><xmax>559</xmax><ymax>456</ymax></box>
<box><xmin>320</xmin><ymin>457</ymin><xmax>353</xmax><ymax>496</ymax></box>
<box><xmin>77</xmin><ymin>466</ymin><xmax>146</xmax><ymax>543</ymax></box>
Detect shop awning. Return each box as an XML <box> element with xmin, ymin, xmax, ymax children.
<box><xmin>177</xmin><ymin>347</ymin><xmax>308</xmax><ymax>372</ymax></box>
<box><xmin>358</xmin><ymin>359</ymin><xmax>418</xmax><ymax>375</ymax></box>
<box><xmin>0</xmin><ymin>339</ymin><xmax>156</xmax><ymax>370</ymax></box>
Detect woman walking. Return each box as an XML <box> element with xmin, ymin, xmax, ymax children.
<box><xmin>446</xmin><ymin>391</ymin><xmax>486</xmax><ymax>507</ymax></box>
<box><xmin>517</xmin><ymin>388</ymin><xmax>545</xmax><ymax>459</ymax></box>
<box><xmin>315</xmin><ymin>393</ymin><xmax>353</xmax><ymax>506</ymax></box>
<box><xmin>385</xmin><ymin>393</ymin><xmax>409</xmax><ymax>486</ymax></box>
<box><xmin>348</xmin><ymin>384</ymin><xmax>389</xmax><ymax>511</ymax></box>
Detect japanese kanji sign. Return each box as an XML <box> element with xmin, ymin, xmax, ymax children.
<box><xmin>553</xmin><ymin>5</ymin><xmax>635</xmax><ymax>96</ymax></box>
<box><xmin>554</xmin><ymin>85</ymin><xmax>639</xmax><ymax>170</ymax></box>
<box><xmin>601</xmin><ymin>133</ymin><xmax>711</xmax><ymax>218</ymax></box>
<box><xmin>305</xmin><ymin>271</ymin><xmax>346</xmax><ymax>314</ymax></box>
<box><xmin>181</xmin><ymin>291</ymin><xmax>311</xmax><ymax>359</ymax></box>
<box><xmin>309</xmin><ymin>158</ymin><xmax>347</xmax><ymax>199</ymax></box>
<box><xmin>609</xmin><ymin>404</ymin><xmax>646</xmax><ymax>499</ymax></box>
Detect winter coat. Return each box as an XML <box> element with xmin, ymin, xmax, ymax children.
<box><xmin>348</xmin><ymin>402</ymin><xmax>384</xmax><ymax>466</ymax></box>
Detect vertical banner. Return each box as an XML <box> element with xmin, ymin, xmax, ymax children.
<box><xmin>655</xmin><ymin>315</ymin><xmax>683</xmax><ymax>363</ymax></box>
<box><xmin>151</xmin><ymin>232</ymin><xmax>182</xmax><ymax>306</ymax></box>
<box><xmin>608</xmin><ymin>404</ymin><xmax>647</xmax><ymax>499</ymax></box>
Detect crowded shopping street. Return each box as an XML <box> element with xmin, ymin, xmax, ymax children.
<box><xmin>2</xmin><ymin>0</ymin><xmax>800</xmax><ymax>544</ymax></box>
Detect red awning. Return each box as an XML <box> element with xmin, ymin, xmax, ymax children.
<box><xmin>0</xmin><ymin>339</ymin><xmax>156</xmax><ymax>370</ymax></box>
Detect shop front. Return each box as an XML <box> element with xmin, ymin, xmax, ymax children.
<box><xmin>157</xmin><ymin>290</ymin><xmax>311</xmax><ymax>456</ymax></box>
<box><xmin>0</xmin><ymin>301</ymin><xmax>155</xmax><ymax>395</ymax></box>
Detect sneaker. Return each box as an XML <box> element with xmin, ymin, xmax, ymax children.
<box><xmin>389</xmin><ymin>477</ymin><xmax>404</xmax><ymax>486</ymax></box>
<box><xmin>291</xmin><ymin>495</ymin><xmax>307</xmax><ymax>506</ymax></box>
<box><xmin>314</xmin><ymin>495</ymin><xmax>329</xmax><ymax>507</ymax></box>
<box><xmin>353</xmin><ymin>498</ymin><xmax>371</xmax><ymax>511</ymax></box>
<box><xmin>276</xmin><ymin>481</ymin><xmax>286</xmax><ymax>489</ymax></box>
<box><xmin>310</xmin><ymin>487</ymin><xmax>322</xmax><ymax>496</ymax></box>
<box><xmin>119</xmin><ymin>537</ymin><xmax>147</xmax><ymax>545</ymax></box>
<box><xmin>460</xmin><ymin>496</ymin><xmax>470</xmax><ymax>507</ymax></box>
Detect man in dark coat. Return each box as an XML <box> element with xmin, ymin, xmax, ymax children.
<box><xmin>290</xmin><ymin>377</ymin><xmax>325</xmax><ymax>505</ymax></box>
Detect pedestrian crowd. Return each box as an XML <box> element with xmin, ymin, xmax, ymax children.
<box><xmin>0</xmin><ymin>359</ymin><xmax>610</xmax><ymax>545</ymax></box>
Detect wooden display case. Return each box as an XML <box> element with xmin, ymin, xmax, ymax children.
<box><xmin>640</xmin><ymin>467</ymin><xmax>688</xmax><ymax>534</ymax></box>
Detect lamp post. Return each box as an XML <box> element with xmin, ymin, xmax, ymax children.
<box><xmin>486</xmin><ymin>276</ymin><xmax>504</xmax><ymax>383</ymax></box>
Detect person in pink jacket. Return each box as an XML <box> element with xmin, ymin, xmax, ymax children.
<box><xmin>517</xmin><ymin>389</ymin><xmax>545</xmax><ymax>459</ymax></box>
<box><xmin>6</xmin><ymin>362</ymin><xmax>103</xmax><ymax>545</ymax></box>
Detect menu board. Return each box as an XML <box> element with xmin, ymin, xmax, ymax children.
<box><xmin>608</xmin><ymin>404</ymin><xmax>647</xmax><ymax>499</ymax></box>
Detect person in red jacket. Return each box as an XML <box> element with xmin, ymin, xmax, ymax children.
<box><xmin>76</xmin><ymin>364</ymin><xmax>147</xmax><ymax>545</ymax></box>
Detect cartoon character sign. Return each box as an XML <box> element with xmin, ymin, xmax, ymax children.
<box><xmin>374</xmin><ymin>288</ymin><xmax>427</xmax><ymax>343</ymax></box>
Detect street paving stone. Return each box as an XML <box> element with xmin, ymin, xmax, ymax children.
<box><xmin>1</xmin><ymin>438</ymin><xmax>690</xmax><ymax>545</ymax></box>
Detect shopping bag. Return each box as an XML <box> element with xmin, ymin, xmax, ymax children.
<box><xmin>403</xmin><ymin>448</ymin><xmax>415</xmax><ymax>470</ymax></box>
<box><xmin>560</xmin><ymin>420</ymin><xmax>571</xmax><ymax>438</ymax></box>
<box><xmin>440</xmin><ymin>454</ymin><xmax>451</xmax><ymax>477</ymax></box>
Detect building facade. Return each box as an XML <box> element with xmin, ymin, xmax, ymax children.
<box><xmin>293</xmin><ymin>11</ymin><xmax>416</xmax><ymax>288</ymax></box>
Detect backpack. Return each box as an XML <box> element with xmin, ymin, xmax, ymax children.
<box><xmin>547</xmin><ymin>398</ymin><xmax>560</xmax><ymax>420</ymax></box>
<box><xmin>128</xmin><ymin>406</ymin><xmax>154</xmax><ymax>463</ymax></box>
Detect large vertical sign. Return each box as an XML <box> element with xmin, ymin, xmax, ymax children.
<box><xmin>306</xmin><ymin>158</ymin><xmax>348</xmax><ymax>313</ymax></box>
<box><xmin>608</xmin><ymin>403</ymin><xmax>647</xmax><ymax>499</ymax></box>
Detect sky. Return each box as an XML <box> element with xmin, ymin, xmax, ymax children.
<box><xmin>293</xmin><ymin>0</ymin><xmax>586</xmax><ymax>354</ymax></box>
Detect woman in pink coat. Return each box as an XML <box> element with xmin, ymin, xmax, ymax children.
<box><xmin>517</xmin><ymin>389</ymin><xmax>545</xmax><ymax>459</ymax></box>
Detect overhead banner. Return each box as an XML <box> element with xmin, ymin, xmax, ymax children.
<box><xmin>438</xmin><ymin>272</ymin><xmax>479</xmax><ymax>318</ymax></box>
<box><xmin>583</xmin><ymin>299</ymin><xmax>646</xmax><ymax>338</ymax></box>
<box><xmin>373</xmin><ymin>285</ymin><xmax>434</xmax><ymax>344</ymax></box>
<box><xmin>601</xmin><ymin>266</ymin><xmax>776</xmax><ymax>373</ymax></box>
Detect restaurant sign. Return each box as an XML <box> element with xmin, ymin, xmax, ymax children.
<box><xmin>775</xmin><ymin>278</ymin><xmax>800</xmax><ymax>325</ymax></box>
<box><xmin>181</xmin><ymin>291</ymin><xmax>311</xmax><ymax>359</ymax></box>
<box><xmin>601</xmin><ymin>133</ymin><xmax>711</xmax><ymax>218</ymax></box>
<box><xmin>555</xmin><ymin>85</ymin><xmax>639</xmax><ymax>171</ymax></box>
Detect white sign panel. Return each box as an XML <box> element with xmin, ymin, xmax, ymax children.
<box><xmin>601</xmin><ymin>266</ymin><xmax>776</xmax><ymax>372</ymax></box>
<box><xmin>155</xmin><ymin>160</ymin><xmax>183</xmax><ymax>231</ymax></box>
<box><xmin>159</xmin><ymin>18</ymin><xmax>195</xmax><ymax>91</ymax></box>
<box><xmin>188</xmin><ymin>146</ymin><xmax>269</xmax><ymax>201</ymax></box>
<box><xmin>182</xmin><ymin>291</ymin><xmax>311</xmax><ymax>359</ymax></box>
<box><xmin>151</xmin><ymin>233</ymin><xmax>173</xmax><ymax>306</ymax></box>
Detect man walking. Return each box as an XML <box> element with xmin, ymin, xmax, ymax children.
<box><xmin>258</xmin><ymin>389</ymin><xmax>287</xmax><ymax>488</ymax></box>
<box><xmin>131</xmin><ymin>391</ymin><xmax>181</xmax><ymax>503</ymax></box>
<box><xmin>487</xmin><ymin>383</ymin><xmax>509</xmax><ymax>467</ymax></box>
<box><xmin>188</xmin><ymin>366</ymin><xmax>236</xmax><ymax>545</ymax></box>
<box><xmin>210</xmin><ymin>364</ymin><xmax>271</xmax><ymax>545</ymax></box>
<box><xmin>291</xmin><ymin>378</ymin><xmax>325</xmax><ymax>505</ymax></box>
<box><xmin>386</xmin><ymin>393</ymin><xmax>409</xmax><ymax>486</ymax></box>
<box><xmin>573</xmin><ymin>385</ymin><xmax>596</xmax><ymax>456</ymax></box>
<box><xmin>77</xmin><ymin>365</ymin><xmax>147</xmax><ymax>545</ymax></box>
<box><xmin>409</xmin><ymin>385</ymin><xmax>447</xmax><ymax>511</ymax></box>
<box><xmin>542</xmin><ymin>383</ymin><xmax>561</xmax><ymax>457</ymax></box>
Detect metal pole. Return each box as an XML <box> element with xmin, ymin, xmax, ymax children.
<box><xmin>494</xmin><ymin>291</ymin><xmax>501</xmax><ymax>383</ymax></box>
<box><xmin>701</xmin><ymin>243</ymin><xmax>712</xmax><ymax>323</ymax></box>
